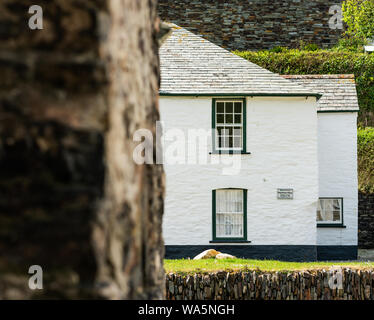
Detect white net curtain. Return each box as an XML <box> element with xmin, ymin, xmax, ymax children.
<box><xmin>216</xmin><ymin>189</ymin><xmax>243</xmax><ymax>237</ymax></box>
<box><xmin>317</xmin><ymin>199</ymin><xmax>342</xmax><ymax>223</ymax></box>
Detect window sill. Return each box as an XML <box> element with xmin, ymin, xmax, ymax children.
<box><xmin>210</xmin><ymin>240</ymin><xmax>251</xmax><ymax>243</ymax></box>
<box><xmin>317</xmin><ymin>224</ymin><xmax>346</xmax><ymax>228</ymax></box>
<box><xmin>209</xmin><ymin>151</ymin><xmax>251</xmax><ymax>155</ymax></box>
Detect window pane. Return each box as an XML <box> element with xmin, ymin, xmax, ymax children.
<box><xmin>233</xmin><ymin>127</ymin><xmax>241</xmax><ymax>136</ymax></box>
<box><xmin>216</xmin><ymin>114</ymin><xmax>224</xmax><ymax>124</ymax></box>
<box><xmin>217</xmin><ymin>102</ymin><xmax>224</xmax><ymax>113</ymax></box>
<box><xmin>225</xmin><ymin>114</ymin><xmax>233</xmax><ymax>124</ymax></box>
<box><xmin>333</xmin><ymin>199</ymin><xmax>340</xmax><ymax>210</ymax></box>
<box><xmin>228</xmin><ymin>137</ymin><xmax>233</xmax><ymax>148</ymax></box>
<box><xmin>233</xmin><ymin>137</ymin><xmax>241</xmax><ymax>148</ymax></box>
<box><xmin>333</xmin><ymin>211</ymin><xmax>341</xmax><ymax>221</ymax></box>
<box><xmin>234</xmin><ymin>102</ymin><xmax>242</xmax><ymax>113</ymax></box>
<box><xmin>221</xmin><ymin>128</ymin><xmax>229</xmax><ymax>138</ymax></box>
<box><xmin>225</xmin><ymin>102</ymin><xmax>233</xmax><ymax>113</ymax></box>
<box><xmin>216</xmin><ymin>190</ymin><xmax>244</xmax><ymax>238</ymax></box>
<box><xmin>224</xmin><ymin>136</ymin><xmax>230</xmax><ymax>148</ymax></box>
<box><xmin>317</xmin><ymin>199</ymin><xmax>342</xmax><ymax>223</ymax></box>
<box><xmin>234</xmin><ymin>115</ymin><xmax>241</xmax><ymax>124</ymax></box>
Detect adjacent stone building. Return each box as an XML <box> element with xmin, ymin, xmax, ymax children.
<box><xmin>158</xmin><ymin>0</ymin><xmax>344</xmax><ymax>50</ymax></box>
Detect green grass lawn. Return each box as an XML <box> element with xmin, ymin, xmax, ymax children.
<box><xmin>164</xmin><ymin>259</ymin><xmax>374</xmax><ymax>274</ymax></box>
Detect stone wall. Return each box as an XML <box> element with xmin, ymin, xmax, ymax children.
<box><xmin>158</xmin><ymin>0</ymin><xmax>344</xmax><ymax>51</ymax></box>
<box><xmin>359</xmin><ymin>192</ymin><xmax>374</xmax><ymax>249</ymax></box>
<box><xmin>166</xmin><ymin>269</ymin><xmax>374</xmax><ymax>300</ymax></box>
<box><xmin>0</xmin><ymin>0</ymin><xmax>108</xmax><ymax>299</ymax></box>
<box><xmin>0</xmin><ymin>0</ymin><xmax>165</xmax><ymax>299</ymax></box>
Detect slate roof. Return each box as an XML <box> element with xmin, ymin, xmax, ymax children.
<box><xmin>159</xmin><ymin>24</ymin><xmax>321</xmax><ymax>98</ymax></box>
<box><xmin>282</xmin><ymin>75</ymin><xmax>360</xmax><ymax>111</ymax></box>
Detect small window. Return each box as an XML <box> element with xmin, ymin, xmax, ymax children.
<box><xmin>212</xmin><ymin>189</ymin><xmax>247</xmax><ymax>241</ymax></box>
<box><xmin>212</xmin><ymin>99</ymin><xmax>246</xmax><ymax>153</ymax></box>
<box><xmin>317</xmin><ymin>198</ymin><xmax>343</xmax><ymax>225</ymax></box>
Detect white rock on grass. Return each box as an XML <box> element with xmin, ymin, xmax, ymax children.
<box><xmin>193</xmin><ymin>249</ymin><xmax>221</xmax><ymax>260</ymax></box>
<box><xmin>215</xmin><ymin>253</ymin><xmax>236</xmax><ymax>259</ymax></box>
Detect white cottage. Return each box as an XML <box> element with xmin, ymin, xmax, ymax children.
<box><xmin>158</xmin><ymin>25</ymin><xmax>359</xmax><ymax>261</ymax></box>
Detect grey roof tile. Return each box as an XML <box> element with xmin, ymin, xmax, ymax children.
<box><xmin>282</xmin><ymin>75</ymin><xmax>360</xmax><ymax>111</ymax></box>
<box><xmin>159</xmin><ymin>24</ymin><xmax>320</xmax><ymax>97</ymax></box>
<box><xmin>159</xmin><ymin>24</ymin><xmax>359</xmax><ymax>112</ymax></box>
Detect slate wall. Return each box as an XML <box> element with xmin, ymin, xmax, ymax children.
<box><xmin>166</xmin><ymin>269</ymin><xmax>374</xmax><ymax>300</ymax></box>
<box><xmin>359</xmin><ymin>192</ymin><xmax>374</xmax><ymax>248</ymax></box>
<box><xmin>158</xmin><ymin>0</ymin><xmax>344</xmax><ymax>50</ymax></box>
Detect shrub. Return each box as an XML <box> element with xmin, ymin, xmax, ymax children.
<box><xmin>269</xmin><ymin>46</ymin><xmax>288</xmax><ymax>53</ymax></box>
<box><xmin>333</xmin><ymin>37</ymin><xmax>366</xmax><ymax>52</ymax></box>
<box><xmin>234</xmin><ymin>49</ymin><xmax>374</xmax><ymax>126</ymax></box>
<box><xmin>298</xmin><ymin>41</ymin><xmax>320</xmax><ymax>52</ymax></box>
<box><xmin>301</xmin><ymin>43</ymin><xmax>319</xmax><ymax>52</ymax></box>
<box><xmin>358</xmin><ymin>127</ymin><xmax>374</xmax><ymax>192</ymax></box>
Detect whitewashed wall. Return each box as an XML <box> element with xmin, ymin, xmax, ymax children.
<box><xmin>160</xmin><ymin>96</ymin><xmax>319</xmax><ymax>245</ymax></box>
<box><xmin>317</xmin><ymin>112</ymin><xmax>358</xmax><ymax>246</ymax></box>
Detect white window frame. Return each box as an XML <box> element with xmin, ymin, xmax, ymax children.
<box><xmin>212</xmin><ymin>189</ymin><xmax>247</xmax><ymax>241</ymax></box>
<box><xmin>317</xmin><ymin>198</ymin><xmax>343</xmax><ymax>225</ymax></box>
<box><xmin>214</xmin><ymin>99</ymin><xmax>244</xmax><ymax>152</ymax></box>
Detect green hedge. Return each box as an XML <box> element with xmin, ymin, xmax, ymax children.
<box><xmin>236</xmin><ymin>49</ymin><xmax>374</xmax><ymax>192</ymax></box>
<box><xmin>234</xmin><ymin>50</ymin><xmax>374</xmax><ymax>126</ymax></box>
<box><xmin>358</xmin><ymin>127</ymin><xmax>374</xmax><ymax>193</ymax></box>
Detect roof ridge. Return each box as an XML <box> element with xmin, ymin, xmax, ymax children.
<box><xmin>282</xmin><ymin>74</ymin><xmax>355</xmax><ymax>79</ymax></box>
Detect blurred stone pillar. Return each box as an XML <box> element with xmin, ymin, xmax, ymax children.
<box><xmin>0</xmin><ymin>0</ymin><xmax>164</xmax><ymax>299</ymax></box>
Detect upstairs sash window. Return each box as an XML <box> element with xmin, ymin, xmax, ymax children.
<box><xmin>213</xmin><ymin>99</ymin><xmax>246</xmax><ymax>153</ymax></box>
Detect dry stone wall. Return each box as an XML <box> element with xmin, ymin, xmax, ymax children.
<box><xmin>166</xmin><ymin>269</ymin><xmax>374</xmax><ymax>300</ymax></box>
<box><xmin>359</xmin><ymin>192</ymin><xmax>374</xmax><ymax>249</ymax></box>
<box><xmin>158</xmin><ymin>0</ymin><xmax>344</xmax><ymax>50</ymax></box>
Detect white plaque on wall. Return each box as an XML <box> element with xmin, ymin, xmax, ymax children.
<box><xmin>277</xmin><ymin>189</ymin><xmax>294</xmax><ymax>200</ymax></box>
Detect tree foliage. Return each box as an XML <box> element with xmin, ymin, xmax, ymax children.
<box><xmin>342</xmin><ymin>0</ymin><xmax>374</xmax><ymax>42</ymax></box>
<box><xmin>358</xmin><ymin>127</ymin><xmax>374</xmax><ymax>193</ymax></box>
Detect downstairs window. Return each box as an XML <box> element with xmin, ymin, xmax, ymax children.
<box><xmin>317</xmin><ymin>198</ymin><xmax>343</xmax><ymax>226</ymax></box>
<box><xmin>212</xmin><ymin>189</ymin><xmax>247</xmax><ymax>241</ymax></box>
